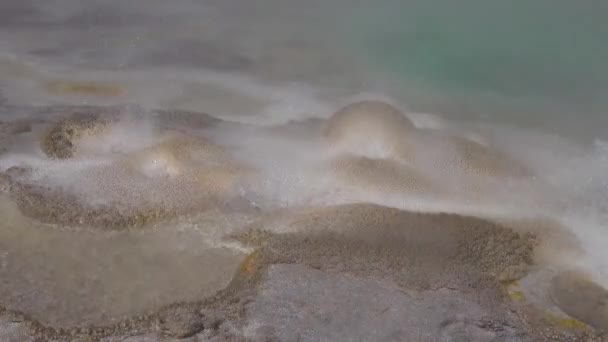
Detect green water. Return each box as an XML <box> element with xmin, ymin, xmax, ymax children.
<box><xmin>348</xmin><ymin>0</ymin><xmax>608</xmax><ymax>131</ymax></box>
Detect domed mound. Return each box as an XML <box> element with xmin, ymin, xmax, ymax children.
<box><xmin>119</xmin><ymin>132</ymin><xmax>230</xmax><ymax>178</ymax></box>
<box><xmin>6</xmin><ymin>132</ymin><xmax>258</xmax><ymax>229</ymax></box>
<box><xmin>324</xmin><ymin>101</ymin><xmax>415</xmax><ymax>160</ymax></box>
<box><xmin>118</xmin><ymin>132</ymin><xmax>256</xmax><ymax>198</ymax></box>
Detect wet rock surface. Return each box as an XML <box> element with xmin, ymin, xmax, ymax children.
<box><xmin>244</xmin><ymin>264</ymin><xmax>522</xmax><ymax>342</ymax></box>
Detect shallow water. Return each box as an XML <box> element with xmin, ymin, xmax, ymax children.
<box><xmin>0</xmin><ymin>196</ymin><xmax>248</xmax><ymax>327</ymax></box>
<box><xmin>1</xmin><ymin>0</ymin><xmax>608</xmax><ymax>322</ymax></box>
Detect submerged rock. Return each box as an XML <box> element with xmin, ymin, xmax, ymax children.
<box><xmin>130</xmin><ymin>40</ymin><xmax>251</xmax><ymax>71</ymax></box>
<box><xmin>1</xmin><ymin>116</ymin><xmax>39</xmax><ymax>156</ymax></box>
<box><xmin>152</xmin><ymin>109</ymin><xmax>222</xmax><ymax>131</ymax></box>
<box><xmin>0</xmin><ymin>119</ymin><xmax>32</xmax><ymax>135</ymax></box>
<box><xmin>46</xmin><ymin>81</ymin><xmax>124</xmax><ymax>97</ymax></box>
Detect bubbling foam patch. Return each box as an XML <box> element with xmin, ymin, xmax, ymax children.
<box><xmin>1</xmin><ymin>108</ymin><xmax>260</xmax><ymax>229</ymax></box>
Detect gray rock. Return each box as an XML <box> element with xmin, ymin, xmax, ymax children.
<box><xmin>243</xmin><ymin>264</ymin><xmax>522</xmax><ymax>342</ymax></box>
<box><xmin>158</xmin><ymin>306</ymin><xmax>204</xmax><ymax>338</ymax></box>
<box><xmin>0</xmin><ymin>318</ymin><xmax>35</xmax><ymax>342</ymax></box>
<box><xmin>101</xmin><ymin>333</ymin><xmax>162</xmax><ymax>342</ymax></box>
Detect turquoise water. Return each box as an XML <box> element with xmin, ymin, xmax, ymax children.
<box><xmin>0</xmin><ymin>0</ymin><xmax>606</xmax><ymax>135</ymax></box>
<box><xmin>347</xmin><ymin>0</ymin><xmax>608</xmax><ymax>134</ymax></box>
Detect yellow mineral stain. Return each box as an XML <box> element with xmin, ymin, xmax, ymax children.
<box><xmin>502</xmin><ymin>281</ymin><xmax>589</xmax><ymax>331</ymax></box>
<box><xmin>504</xmin><ymin>281</ymin><xmax>526</xmax><ymax>302</ymax></box>
<box><xmin>240</xmin><ymin>250</ymin><xmax>260</xmax><ymax>274</ymax></box>
<box><xmin>46</xmin><ymin>81</ymin><xmax>124</xmax><ymax>97</ymax></box>
<box><xmin>508</xmin><ymin>290</ymin><xmax>525</xmax><ymax>302</ymax></box>
<box><xmin>547</xmin><ymin>314</ymin><xmax>589</xmax><ymax>331</ymax></box>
